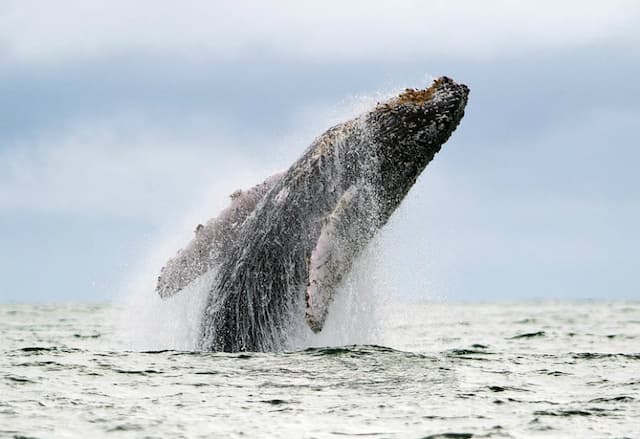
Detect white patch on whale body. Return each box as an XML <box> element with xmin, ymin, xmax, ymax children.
<box><xmin>274</xmin><ymin>186</ymin><xmax>290</xmax><ymax>204</ymax></box>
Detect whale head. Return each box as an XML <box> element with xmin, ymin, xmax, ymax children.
<box><xmin>373</xmin><ymin>76</ymin><xmax>469</xmax><ymax>150</ymax></box>
<box><xmin>365</xmin><ymin>76</ymin><xmax>469</xmax><ymax>216</ymax></box>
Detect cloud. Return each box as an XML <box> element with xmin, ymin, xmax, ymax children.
<box><xmin>1</xmin><ymin>1</ymin><xmax>638</xmax><ymax>62</ymax></box>
<box><xmin>0</xmin><ymin>117</ymin><xmax>282</xmax><ymax>222</ymax></box>
<box><xmin>0</xmin><ymin>14</ymin><xmax>638</xmax><ymax>303</ymax></box>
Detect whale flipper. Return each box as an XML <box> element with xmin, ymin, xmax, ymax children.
<box><xmin>156</xmin><ymin>173</ymin><xmax>284</xmax><ymax>298</ymax></box>
<box><xmin>305</xmin><ymin>185</ymin><xmax>377</xmax><ymax>332</ymax></box>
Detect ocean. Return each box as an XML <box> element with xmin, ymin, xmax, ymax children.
<box><xmin>1</xmin><ymin>301</ymin><xmax>639</xmax><ymax>438</ymax></box>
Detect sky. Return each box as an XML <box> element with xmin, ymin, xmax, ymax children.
<box><xmin>0</xmin><ymin>1</ymin><xmax>639</xmax><ymax>302</ymax></box>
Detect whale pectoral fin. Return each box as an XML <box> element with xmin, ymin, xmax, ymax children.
<box><xmin>305</xmin><ymin>185</ymin><xmax>375</xmax><ymax>332</ymax></box>
<box><xmin>156</xmin><ymin>172</ymin><xmax>285</xmax><ymax>300</ymax></box>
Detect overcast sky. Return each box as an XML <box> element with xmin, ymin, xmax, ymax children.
<box><xmin>1</xmin><ymin>1</ymin><xmax>639</xmax><ymax>302</ymax></box>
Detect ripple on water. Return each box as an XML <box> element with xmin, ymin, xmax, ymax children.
<box><xmin>420</xmin><ymin>433</ymin><xmax>473</xmax><ymax>439</ymax></box>
<box><xmin>571</xmin><ymin>352</ymin><xmax>640</xmax><ymax>360</ymax></box>
<box><xmin>1</xmin><ymin>301</ymin><xmax>639</xmax><ymax>438</ymax></box>
<box><xmin>510</xmin><ymin>331</ymin><xmax>546</xmax><ymax>339</ymax></box>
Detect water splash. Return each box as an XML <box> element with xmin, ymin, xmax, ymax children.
<box><xmin>119</xmin><ymin>270</ymin><xmax>214</xmax><ymax>351</ymax></box>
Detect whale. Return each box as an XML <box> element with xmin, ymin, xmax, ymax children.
<box><xmin>156</xmin><ymin>77</ymin><xmax>469</xmax><ymax>352</ymax></box>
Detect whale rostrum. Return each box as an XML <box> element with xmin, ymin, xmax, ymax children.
<box><xmin>156</xmin><ymin>77</ymin><xmax>470</xmax><ymax>352</ymax></box>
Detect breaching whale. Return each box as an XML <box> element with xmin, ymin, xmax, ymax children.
<box><xmin>156</xmin><ymin>77</ymin><xmax>469</xmax><ymax>352</ymax></box>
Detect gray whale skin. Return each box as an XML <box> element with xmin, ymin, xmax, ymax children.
<box><xmin>156</xmin><ymin>77</ymin><xmax>469</xmax><ymax>352</ymax></box>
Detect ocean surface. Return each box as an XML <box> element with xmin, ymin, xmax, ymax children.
<box><xmin>1</xmin><ymin>301</ymin><xmax>639</xmax><ymax>438</ymax></box>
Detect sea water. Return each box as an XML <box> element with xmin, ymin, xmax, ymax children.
<box><xmin>1</xmin><ymin>300</ymin><xmax>639</xmax><ymax>438</ymax></box>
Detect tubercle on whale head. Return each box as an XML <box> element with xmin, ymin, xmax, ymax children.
<box><xmin>392</xmin><ymin>76</ymin><xmax>469</xmax><ymax>107</ymax></box>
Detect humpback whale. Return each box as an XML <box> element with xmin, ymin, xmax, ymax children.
<box><xmin>156</xmin><ymin>77</ymin><xmax>469</xmax><ymax>352</ymax></box>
